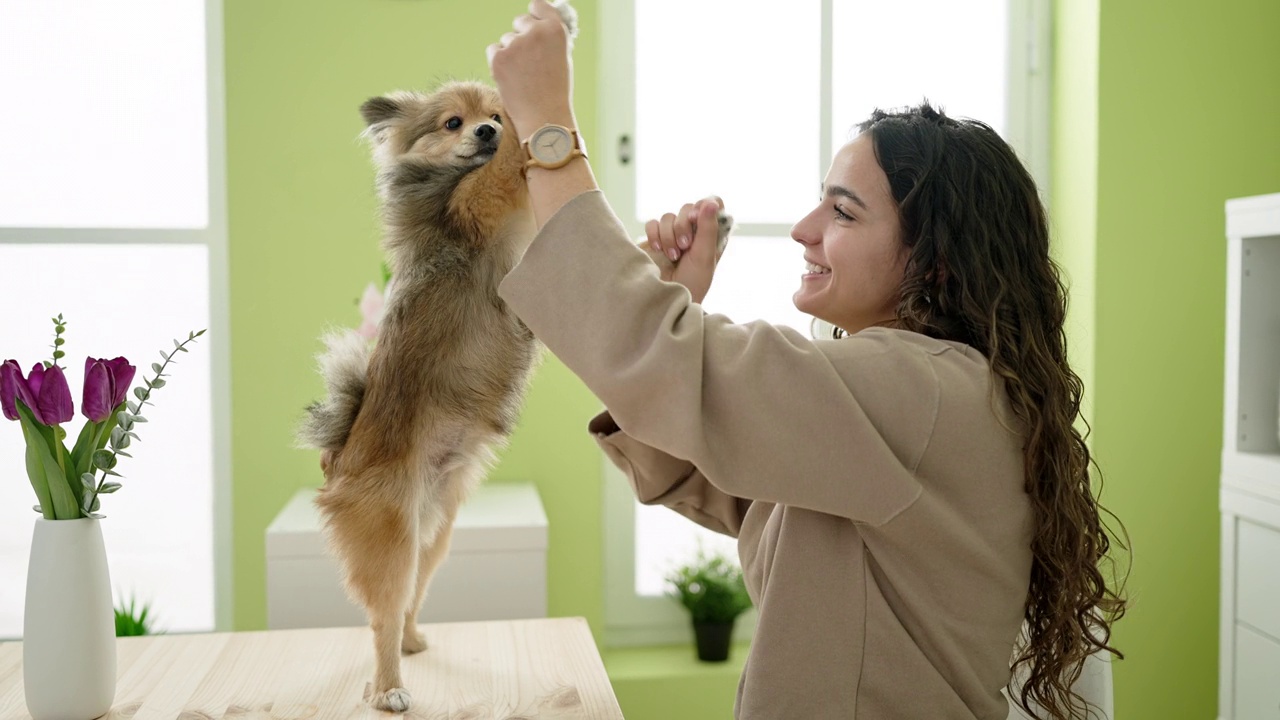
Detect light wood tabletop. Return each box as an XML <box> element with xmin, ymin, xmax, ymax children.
<box><xmin>0</xmin><ymin>617</ymin><xmax>624</xmax><ymax>719</ymax></box>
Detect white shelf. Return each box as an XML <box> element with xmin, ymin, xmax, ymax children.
<box><xmin>1220</xmin><ymin>191</ymin><xmax>1280</xmax><ymax>720</ymax></box>
<box><xmin>1222</xmin><ymin>451</ymin><xmax>1280</xmax><ymax>503</ymax></box>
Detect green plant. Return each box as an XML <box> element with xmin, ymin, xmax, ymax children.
<box><xmin>665</xmin><ymin>548</ymin><xmax>752</xmax><ymax>625</ymax></box>
<box><xmin>114</xmin><ymin>595</ymin><xmax>158</xmax><ymax>637</ymax></box>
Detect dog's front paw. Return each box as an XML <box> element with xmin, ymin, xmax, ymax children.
<box><xmin>366</xmin><ymin>685</ymin><xmax>412</xmax><ymax>713</ymax></box>
<box><xmin>401</xmin><ymin>628</ymin><xmax>428</xmax><ymax>654</ymax></box>
<box><xmin>716</xmin><ymin>211</ymin><xmax>735</xmax><ymax>255</ymax></box>
<box><xmin>550</xmin><ymin>1</ymin><xmax>578</xmax><ymax>42</ymax></box>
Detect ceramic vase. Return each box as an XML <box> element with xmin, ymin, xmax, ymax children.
<box><xmin>23</xmin><ymin>517</ymin><xmax>116</xmax><ymax>720</ymax></box>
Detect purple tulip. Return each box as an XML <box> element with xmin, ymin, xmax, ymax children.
<box><xmin>0</xmin><ymin>360</ymin><xmax>73</xmax><ymax>425</ymax></box>
<box><xmin>82</xmin><ymin>356</ymin><xmax>136</xmax><ymax>422</ymax></box>
<box><xmin>34</xmin><ymin>363</ymin><xmax>74</xmax><ymax>425</ymax></box>
<box><xmin>1</xmin><ymin>360</ymin><xmax>23</xmax><ymax>421</ymax></box>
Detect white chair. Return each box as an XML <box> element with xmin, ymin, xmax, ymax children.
<box><xmin>1005</xmin><ymin>648</ymin><xmax>1114</xmax><ymax>720</ymax></box>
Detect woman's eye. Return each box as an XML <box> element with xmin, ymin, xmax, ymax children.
<box><xmin>834</xmin><ymin>204</ymin><xmax>854</xmax><ymax>221</ymax></box>
<box><xmin>444</xmin><ymin>117</ymin><xmax>463</xmax><ymax>131</ymax></box>
<box><xmin>491</xmin><ymin>114</ymin><xmax>502</xmax><ymax>124</ymax></box>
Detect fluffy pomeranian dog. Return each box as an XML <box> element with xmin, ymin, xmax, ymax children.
<box><xmin>294</xmin><ymin>5</ymin><xmax>576</xmax><ymax>708</ymax></box>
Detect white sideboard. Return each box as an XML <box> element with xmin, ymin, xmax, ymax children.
<box><xmin>266</xmin><ymin>482</ymin><xmax>547</xmax><ymax>630</ymax></box>
<box><xmin>1220</xmin><ymin>192</ymin><xmax>1280</xmax><ymax>720</ymax></box>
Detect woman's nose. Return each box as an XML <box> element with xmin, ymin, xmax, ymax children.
<box><xmin>791</xmin><ymin>210</ymin><xmax>820</xmax><ymax>246</ymax></box>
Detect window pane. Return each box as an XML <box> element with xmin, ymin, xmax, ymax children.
<box><xmin>702</xmin><ymin>236</ymin><xmax>813</xmax><ymax>334</ymax></box>
<box><xmin>831</xmin><ymin>0</ymin><xmax>1007</xmax><ymax>149</ymax></box>
<box><xmin>0</xmin><ymin>2</ymin><xmax>208</xmax><ymax>228</ymax></box>
<box><xmin>635</xmin><ymin>1</ymin><xmax>820</xmax><ymax>225</ymax></box>
<box><xmin>0</xmin><ymin>244</ymin><xmax>214</xmax><ymax>638</ymax></box>
<box><xmin>636</xmin><ymin>502</ymin><xmax>739</xmax><ymax>597</ymax></box>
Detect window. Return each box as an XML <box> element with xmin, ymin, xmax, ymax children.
<box><xmin>597</xmin><ymin>0</ymin><xmax>1050</xmax><ymax>645</ymax></box>
<box><xmin>0</xmin><ymin>0</ymin><xmax>230</xmax><ymax>638</ymax></box>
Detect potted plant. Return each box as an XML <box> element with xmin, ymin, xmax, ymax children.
<box><xmin>1</xmin><ymin>314</ymin><xmax>202</xmax><ymax>720</ymax></box>
<box><xmin>665</xmin><ymin>548</ymin><xmax>753</xmax><ymax>662</ymax></box>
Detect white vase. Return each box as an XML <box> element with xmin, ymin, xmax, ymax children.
<box><xmin>23</xmin><ymin>517</ymin><xmax>117</xmax><ymax>720</ymax></box>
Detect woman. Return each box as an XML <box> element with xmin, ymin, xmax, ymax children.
<box><xmin>487</xmin><ymin>3</ymin><xmax>1126</xmax><ymax>718</ymax></box>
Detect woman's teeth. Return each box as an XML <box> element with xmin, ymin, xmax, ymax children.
<box><xmin>805</xmin><ymin>261</ymin><xmax>830</xmax><ymax>275</ymax></box>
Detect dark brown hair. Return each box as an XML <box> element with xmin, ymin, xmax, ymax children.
<box><xmin>855</xmin><ymin>102</ymin><xmax>1128</xmax><ymax>719</ymax></box>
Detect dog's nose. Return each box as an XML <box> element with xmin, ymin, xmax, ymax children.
<box><xmin>474</xmin><ymin>124</ymin><xmax>496</xmax><ymax>141</ymax></box>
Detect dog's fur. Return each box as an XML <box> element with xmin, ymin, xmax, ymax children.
<box><xmin>294</xmin><ymin>64</ymin><xmax>572</xmax><ymax>710</ymax></box>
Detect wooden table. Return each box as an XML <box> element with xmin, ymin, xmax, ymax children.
<box><xmin>0</xmin><ymin>617</ymin><xmax>624</xmax><ymax>719</ymax></box>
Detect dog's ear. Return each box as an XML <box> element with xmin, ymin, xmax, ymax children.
<box><xmin>360</xmin><ymin>96</ymin><xmax>401</xmax><ymax>127</ymax></box>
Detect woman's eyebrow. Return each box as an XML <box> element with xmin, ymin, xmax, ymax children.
<box><xmin>821</xmin><ymin>183</ymin><xmax>869</xmax><ymax>211</ymax></box>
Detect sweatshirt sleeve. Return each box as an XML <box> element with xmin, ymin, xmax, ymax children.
<box><xmin>499</xmin><ymin>190</ymin><xmax>936</xmax><ymax>526</ymax></box>
<box><xmin>589</xmin><ymin>411</ymin><xmax>751</xmax><ymax>537</ymax></box>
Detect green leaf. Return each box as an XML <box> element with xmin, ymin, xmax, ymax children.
<box><xmin>178</xmin><ymin>347</ymin><xmax>188</xmax><ymax>353</ymax></box>
<box><xmin>81</xmin><ymin>472</ymin><xmax>97</xmax><ymax>490</ymax></box>
<box><xmin>150</xmin><ymin>378</ymin><xmax>166</xmax><ymax>389</ymax></box>
<box><xmin>16</xmin><ymin>402</ymin><xmax>61</xmax><ymax>519</ymax></box>
<box><xmin>90</xmin><ymin>496</ymin><xmax>100</xmax><ymax>512</ymax></box>
<box><xmin>151</xmin><ymin>363</ymin><xmax>163</xmax><ymax>374</ymax></box>
<box><xmin>132</xmin><ymin>415</ymin><xmax>148</xmax><ymax>423</ymax></box>
<box><xmin>173</xmin><ymin>339</ymin><xmax>181</xmax><ymax>349</ymax></box>
<box><xmin>92</xmin><ymin>449</ymin><xmax>117</xmax><ymax>470</ymax></box>
<box><xmin>127</xmin><ymin>400</ymin><xmax>140</xmax><ymax>414</ymax></box>
<box><xmin>53</xmin><ymin>337</ymin><xmax>65</xmax><ymax>346</ymax></box>
<box><xmin>102</xmin><ymin>468</ymin><xmax>122</xmax><ymax>478</ymax></box>
<box><xmin>99</xmin><ymin>482</ymin><xmax>122</xmax><ymax>494</ymax></box>
<box><xmin>134</xmin><ymin>387</ymin><xmax>147</xmax><ymax>401</ymax></box>
<box><xmin>114</xmin><ymin>450</ymin><xmax>132</xmax><ymax>458</ymax></box>
<box><xmin>159</xmin><ymin>350</ymin><xmax>169</xmax><ymax>360</ymax></box>
<box><xmin>69</xmin><ymin>419</ymin><xmax>98</xmax><ymax>479</ymax></box>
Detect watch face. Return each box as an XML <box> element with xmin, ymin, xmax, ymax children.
<box><xmin>530</xmin><ymin>125</ymin><xmax>574</xmax><ymax>164</ymax></box>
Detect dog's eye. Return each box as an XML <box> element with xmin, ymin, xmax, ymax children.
<box><xmin>444</xmin><ymin>117</ymin><xmax>463</xmax><ymax>131</ymax></box>
<box><xmin>491</xmin><ymin>114</ymin><xmax>502</xmax><ymax>125</ymax></box>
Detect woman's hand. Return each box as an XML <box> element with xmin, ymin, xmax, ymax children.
<box><xmin>643</xmin><ymin>197</ymin><xmax>726</xmax><ymax>304</ymax></box>
<box><xmin>486</xmin><ymin>0</ymin><xmax>576</xmax><ymax>141</ymax></box>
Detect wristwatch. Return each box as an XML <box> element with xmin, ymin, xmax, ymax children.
<box><xmin>522</xmin><ymin>123</ymin><xmax>588</xmax><ymax>172</ymax></box>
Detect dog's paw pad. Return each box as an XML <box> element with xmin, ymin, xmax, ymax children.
<box><xmin>551</xmin><ymin>1</ymin><xmax>579</xmax><ymax>40</ymax></box>
<box><xmin>369</xmin><ymin>688</ymin><xmax>412</xmax><ymax>713</ymax></box>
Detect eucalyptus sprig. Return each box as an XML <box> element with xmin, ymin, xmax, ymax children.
<box><xmin>48</xmin><ymin>314</ymin><xmax>67</xmax><ymax>369</ymax></box>
<box><xmin>79</xmin><ymin>329</ymin><xmax>206</xmax><ymax>518</ymax></box>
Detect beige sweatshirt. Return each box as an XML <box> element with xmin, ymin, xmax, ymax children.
<box><xmin>498</xmin><ymin>190</ymin><xmax>1034</xmax><ymax>719</ymax></box>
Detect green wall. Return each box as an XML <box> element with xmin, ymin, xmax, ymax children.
<box><xmin>1056</xmin><ymin>1</ymin><xmax>1280</xmax><ymax>717</ymax></box>
<box><xmin>224</xmin><ymin>0</ymin><xmax>605</xmax><ymax>635</ymax></box>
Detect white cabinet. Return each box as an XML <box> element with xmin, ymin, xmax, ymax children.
<box><xmin>265</xmin><ymin>482</ymin><xmax>548</xmax><ymax>630</ymax></box>
<box><xmin>1220</xmin><ymin>192</ymin><xmax>1280</xmax><ymax>720</ymax></box>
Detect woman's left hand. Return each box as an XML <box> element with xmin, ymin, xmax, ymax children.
<box><xmin>486</xmin><ymin>0</ymin><xmax>576</xmax><ymax>141</ymax></box>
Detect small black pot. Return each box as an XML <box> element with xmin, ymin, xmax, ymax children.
<box><xmin>693</xmin><ymin>620</ymin><xmax>735</xmax><ymax>662</ymax></box>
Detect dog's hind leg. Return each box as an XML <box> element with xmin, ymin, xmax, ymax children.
<box><xmin>402</xmin><ymin>506</ymin><xmax>459</xmax><ymax>654</ymax></box>
<box><xmin>335</xmin><ymin>500</ymin><xmax>418</xmax><ymax>712</ymax></box>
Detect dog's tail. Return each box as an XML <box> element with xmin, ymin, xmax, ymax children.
<box><xmin>296</xmin><ymin>329</ymin><xmax>370</xmax><ymax>453</ymax></box>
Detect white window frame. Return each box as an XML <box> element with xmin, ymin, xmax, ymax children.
<box><xmin>596</xmin><ymin>0</ymin><xmax>1052</xmax><ymax>647</ymax></box>
<box><xmin>0</xmin><ymin>0</ymin><xmax>233</xmax><ymax>632</ymax></box>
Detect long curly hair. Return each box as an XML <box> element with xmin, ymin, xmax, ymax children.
<box><xmin>849</xmin><ymin>103</ymin><xmax>1129</xmax><ymax>719</ymax></box>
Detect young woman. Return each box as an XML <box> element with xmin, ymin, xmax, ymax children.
<box><xmin>486</xmin><ymin>3</ymin><xmax>1125</xmax><ymax>717</ymax></box>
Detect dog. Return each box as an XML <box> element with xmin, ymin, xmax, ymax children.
<box><xmin>294</xmin><ymin>5</ymin><xmax>576</xmax><ymax>710</ymax></box>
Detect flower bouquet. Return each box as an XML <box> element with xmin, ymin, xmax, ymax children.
<box><xmin>2</xmin><ymin>313</ymin><xmax>203</xmax><ymax>720</ymax></box>
<box><xmin>1</xmin><ymin>314</ymin><xmax>205</xmax><ymax>519</ymax></box>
